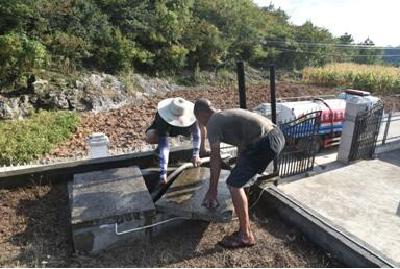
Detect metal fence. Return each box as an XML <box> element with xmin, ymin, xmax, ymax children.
<box><xmin>278</xmin><ymin>111</ymin><xmax>322</xmax><ymax>177</ymax></box>
<box><xmin>348</xmin><ymin>101</ymin><xmax>384</xmax><ymax>162</ymax></box>
<box><xmin>377</xmin><ymin>112</ymin><xmax>400</xmax><ymax>146</ymax></box>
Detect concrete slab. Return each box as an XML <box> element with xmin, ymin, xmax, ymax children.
<box><xmin>279</xmin><ymin>158</ymin><xmax>400</xmax><ymax>266</ymax></box>
<box><xmin>72</xmin><ymin>166</ymin><xmax>155</xmax><ymax>226</ymax></box>
<box><xmin>70</xmin><ymin>166</ymin><xmax>158</xmax><ymax>253</ymax></box>
<box><xmin>156</xmin><ymin>168</ymin><xmax>234</xmax><ymax>222</ymax></box>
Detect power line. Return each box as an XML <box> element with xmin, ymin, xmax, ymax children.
<box><xmin>263</xmin><ymin>40</ymin><xmax>400</xmax><ymax>50</ymax></box>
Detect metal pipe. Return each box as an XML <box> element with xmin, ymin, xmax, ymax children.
<box><xmin>114</xmin><ymin>216</ymin><xmax>189</xmax><ymax>236</ymax></box>
<box><xmin>270</xmin><ymin>64</ymin><xmax>277</xmax><ymax>125</ymax></box>
<box><xmin>270</xmin><ymin>64</ymin><xmax>278</xmax><ymax>175</ymax></box>
<box><xmin>382</xmin><ymin>112</ymin><xmax>392</xmax><ymax>145</ymax></box>
<box><xmin>237</xmin><ymin>61</ymin><xmax>247</xmax><ymax>109</ymax></box>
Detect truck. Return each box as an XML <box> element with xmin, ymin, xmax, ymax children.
<box><xmin>254</xmin><ymin>89</ymin><xmax>380</xmax><ymax>152</ymax></box>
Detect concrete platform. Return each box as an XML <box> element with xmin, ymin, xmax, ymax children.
<box><xmin>277</xmin><ymin>150</ymin><xmax>400</xmax><ymax>267</ymax></box>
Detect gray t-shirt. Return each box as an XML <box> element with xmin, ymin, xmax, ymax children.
<box><xmin>207</xmin><ymin>108</ymin><xmax>275</xmax><ymax>149</ymax></box>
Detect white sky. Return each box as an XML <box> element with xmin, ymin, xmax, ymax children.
<box><xmin>253</xmin><ymin>0</ymin><xmax>400</xmax><ymax>47</ymax></box>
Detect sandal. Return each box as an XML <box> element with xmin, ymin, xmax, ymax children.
<box><xmin>219</xmin><ymin>234</ymin><xmax>256</xmax><ymax>249</ymax></box>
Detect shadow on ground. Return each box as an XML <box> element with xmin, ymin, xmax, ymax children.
<box><xmin>378</xmin><ymin>149</ymin><xmax>400</xmax><ymax>167</ymax></box>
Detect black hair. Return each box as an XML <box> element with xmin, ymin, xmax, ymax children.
<box><xmin>194</xmin><ymin>98</ymin><xmax>213</xmax><ymax>115</ymax></box>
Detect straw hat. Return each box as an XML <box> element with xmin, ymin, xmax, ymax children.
<box><xmin>157</xmin><ymin>97</ymin><xmax>196</xmax><ymax>127</ymax></box>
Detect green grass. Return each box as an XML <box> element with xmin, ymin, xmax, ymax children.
<box><xmin>0</xmin><ymin>111</ymin><xmax>80</xmax><ymax>166</ymax></box>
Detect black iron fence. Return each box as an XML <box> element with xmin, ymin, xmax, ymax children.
<box><xmin>278</xmin><ymin>111</ymin><xmax>322</xmax><ymax>177</ymax></box>
<box><xmin>377</xmin><ymin>112</ymin><xmax>400</xmax><ymax>146</ymax></box>
<box><xmin>348</xmin><ymin>101</ymin><xmax>384</xmax><ymax>162</ymax></box>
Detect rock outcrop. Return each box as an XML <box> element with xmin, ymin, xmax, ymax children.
<box><xmin>0</xmin><ymin>72</ymin><xmax>183</xmax><ymax>120</ymax></box>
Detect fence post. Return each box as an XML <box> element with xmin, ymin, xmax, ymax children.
<box><xmin>382</xmin><ymin>112</ymin><xmax>392</xmax><ymax>145</ymax></box>
<box><xmin>270</xmin><ymin>64</ymin><xmax>277</xmax><ymax>125</ymax></box>
<box><xmin>269</xmin><ymin>64</ymin><xmax>278</xmax><ymax>175</ymax></box>
<box><xmin>236</xmin><ymin>61</ymin><xmax>246</xmax><ymax>109</ymax></box>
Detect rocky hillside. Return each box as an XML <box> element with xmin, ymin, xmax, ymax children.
<box><xmin>0</xmin><ymin>72</ymin><xmax>184</xmax><ymax>120</ymax></box>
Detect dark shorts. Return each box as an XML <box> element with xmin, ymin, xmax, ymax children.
<box><xmin>146</xmin><ymin>112</ymin><xmax>193</xmax><ymax>137</ymax></box>
<box><xmin>226</xmin><ymin>127</ymin><xmax>285</xmax><ymax>188</ymax></box>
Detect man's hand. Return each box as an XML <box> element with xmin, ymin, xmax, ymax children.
<box><xmin>202</xmin><ymin>189</ymin><xmax>219</xmax><ymax>209</ymax></box>
<box><xmin>160</xmin><ymin>175</ymin><xmax>168</xmax><ymax>185</ymax></box>
<box><xmin>192</xmin><ymin>155</ymin><xmax>201</xmax><ymax>167</ymax></box>
<box><xmin>200</xmin><ymin>147</ymin><xmax>210</xmax><ymax>157</ymax></box>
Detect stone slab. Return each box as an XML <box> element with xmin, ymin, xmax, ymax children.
<box><xmin>279</xmin><ymin>157</ymin><xmax>400</xmax><ymax>266</ymax></box>
<box><xmin>156</xmin><ymin>168</ymin><xmax>234</xmax><ymax>222</ymax></box>
<box><xmin>71</xmin><ymin>166</ymin><xmax>155</xmax><ymax>226</ymax></box>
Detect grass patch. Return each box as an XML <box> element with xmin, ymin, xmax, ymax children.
<box><xmin>0</xmin><ymin>111</ymin><xmax>80</xmax><ymax>166</ymax></box>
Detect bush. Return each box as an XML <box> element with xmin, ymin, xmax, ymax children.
<box><xmin>0</xmin><ymin>32</ymin><xmax>47</xmax><ymax>87</ymax></box>
<box><xmin>0</xmin><ymin>112</ymin><xmax>80</xmax><ymax>166</ymax></box>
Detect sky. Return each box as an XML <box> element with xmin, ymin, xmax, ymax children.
<box><xmin>253</xmin><ymin>0</ymin><xmax>400</xmax><ymax>47</ymax></box>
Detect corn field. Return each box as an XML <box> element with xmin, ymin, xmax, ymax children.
<box><xmin>303</xmin><ymin>64</ymin><xmax>400</xmax><ymax>94</ymax></box>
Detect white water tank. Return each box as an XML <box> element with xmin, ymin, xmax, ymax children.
<box><xmin>88</xmin><ymin>132</ymin><xmax>109</xmax><ymax>158</ymax></box>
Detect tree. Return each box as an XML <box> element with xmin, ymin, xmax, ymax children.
<box><xmin>355</xmin><ymin>38</ymin><xmax>382</xmax><ymax>65</ymax></box>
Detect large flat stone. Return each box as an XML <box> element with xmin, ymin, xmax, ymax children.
<box><xmin>156</xmin><ymin>168</ymin><xmax>234</xmax><ymax>222</ymax></box>
<box><xmin>71</xmin><ymin>166</ymin><xmax>155</xmax><ymax>226</ymax></box>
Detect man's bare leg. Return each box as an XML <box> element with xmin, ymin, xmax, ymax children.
<box><xmin>229</xmin><ymin>186</ymin><xmax>255</xmax><ymax>242</ymax></box>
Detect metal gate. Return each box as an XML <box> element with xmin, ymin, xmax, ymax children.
<box><xmin>278</xmin><ymin>111</ymin><xmax>322</xmax><ymax>177</ymax></box>
<box><xmin>349</xmin><ymin>101</ymin><xmax>384</xmax><ymax>162</ymax></box>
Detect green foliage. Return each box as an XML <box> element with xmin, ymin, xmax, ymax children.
<box><xmin>0</xmin><ymin>32</ymin><xmax>47</xmax><ymax>87</ymax></box>
<box><xmin>0</xmin><ymin>0</ymin><xmax>390</xmax><ymax>86</ymax></box>
<box><xmin>0</xmin><ymin>111</ymin><xmax>80</xmax><ymax>166</ymax></box>
<box><xmin>0</xmin><ymin>0</ymin><xmax>35</xmax><ymax>34</ymax></box>
<box><xmin>354</xmin><ymin>38</ymin><xmax>383</xmax><ymax>65</ymax></box>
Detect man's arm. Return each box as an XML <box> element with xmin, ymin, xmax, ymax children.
<box><xmin>199</xmin><ymin>124</ymin><xmax>208</xmax><ymax>155</ymax></box>
<box><xmin>158</xmin><ymin>136</ymin><xmax>170</xmax><ymax>183</ymax></box>
<box><xmin>209</xmin><ymin>142</ymin><xmax>221</xmax><ymax>193</ymax></box>
<box><xmin>191</xmin><ymin>123</ymin><xmax>201</xmax><ymax>167</ymax></box>
<box><xmin>191</xmin><ymin>123</ymin><xmax>201</xmax><ymax>157</ymax></box>
<box><xmin>202</xmin><ymin>142</ymin><xmax>221</xmax><ymax>208</ymax></box>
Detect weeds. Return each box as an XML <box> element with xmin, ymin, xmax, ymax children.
<box><xmin>0</xmin><ymin>111</ymin><xmax>80</xmax><ymax>166</ymax></box>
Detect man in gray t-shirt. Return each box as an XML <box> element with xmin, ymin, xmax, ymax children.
<box><xmin>194</xmin><ymin>98</ymin><xmax>285</xmax><ymax>248</ymax></box>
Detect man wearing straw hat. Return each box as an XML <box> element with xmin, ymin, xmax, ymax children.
<box><xmin>146</xmin><ymin>97</ymin><xmax>206</xmax><ymax>185</ymax></box>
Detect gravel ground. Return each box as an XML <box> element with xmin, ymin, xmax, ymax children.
<box><xmin>0</xmin><ymin>183</ymin><xmax>342</xmax><ymax>267</ymax></box>
<box><xmin>47</xmin><ymin>82</ymin><xmax>341</xmax><ymax>158</ymax></box>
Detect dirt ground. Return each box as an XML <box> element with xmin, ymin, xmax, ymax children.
<box><xmin>0</xmin><ymin>183</ymin><xmax>341</xmax><ymax>267</ymax></box>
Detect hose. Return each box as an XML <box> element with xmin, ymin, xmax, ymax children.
<box><xmin>115</xmin><ymin>153</ymin><xmax>234</xmax><ymax>233</ymax></box>
<box><xmin>166</xmin><ymin>156</ymin><xmax>211</xmax><ymax>182</ymax></box>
